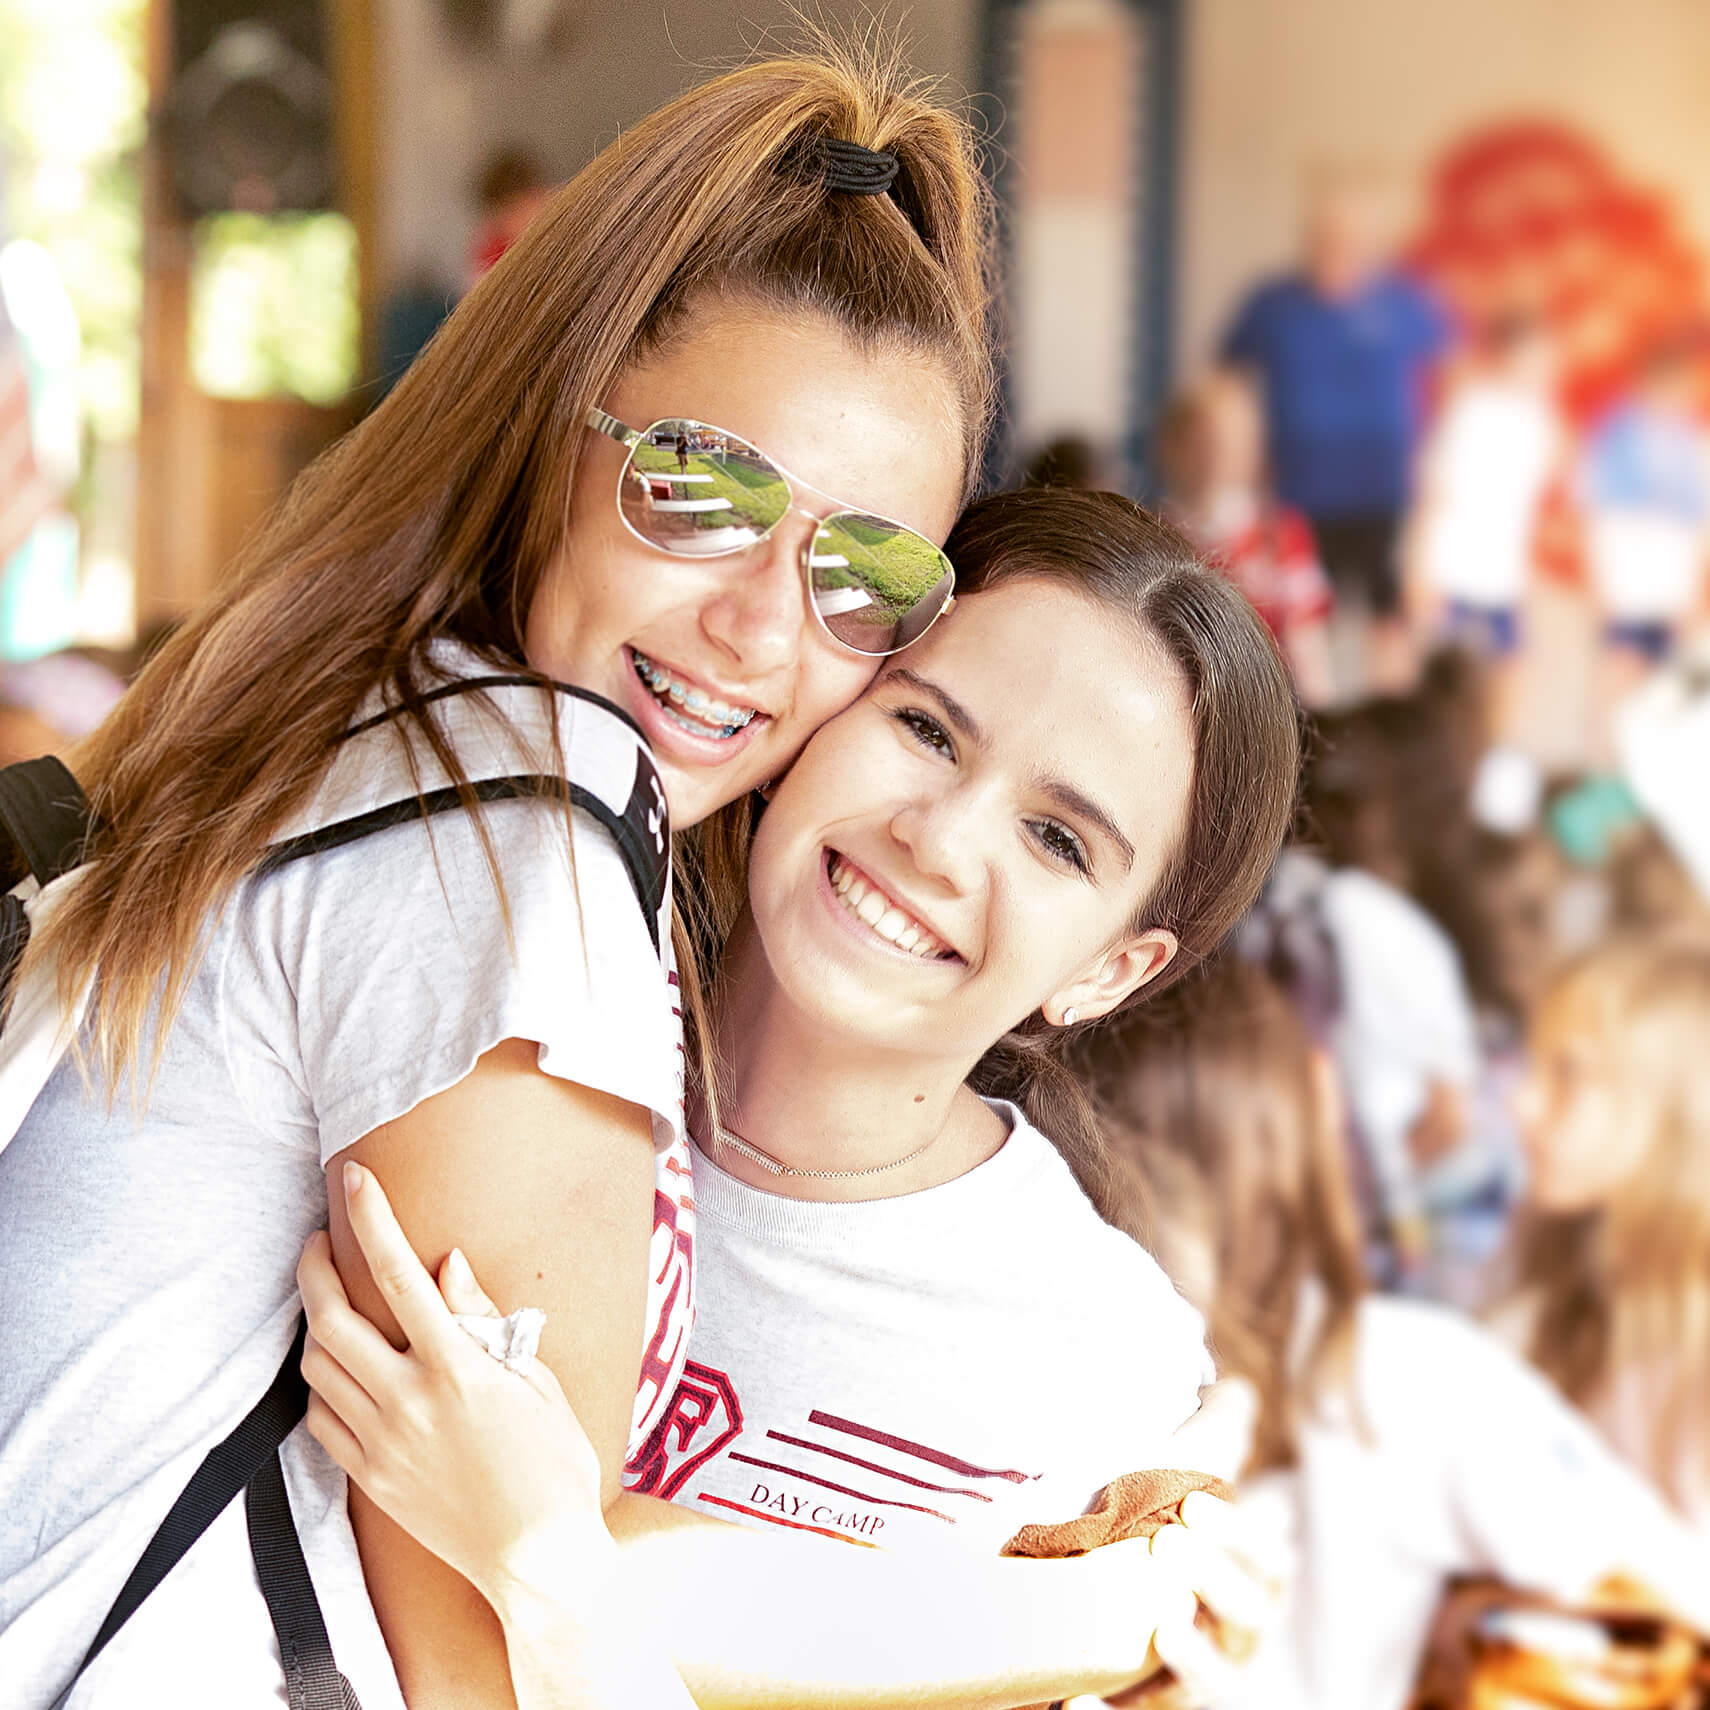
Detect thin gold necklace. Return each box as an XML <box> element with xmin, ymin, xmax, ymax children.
<box><xmin>713</xmin><ymin>1122</ymin><xmax>940</xmax><ymax>1182</ymax></box>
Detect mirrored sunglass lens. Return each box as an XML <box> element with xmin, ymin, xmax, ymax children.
<box><xmin>809</xmin><ymin>512</ymin><xmax>954</xmax><ymax>654</ymax></box>
<box><xmin>621</xmin><ymin>419</ymin><xmax>791</xmax><ymax>558</ymax></box>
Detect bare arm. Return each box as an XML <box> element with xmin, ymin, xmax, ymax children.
<box><xmin>305</xmin><ymin>1159</ymin><xmax>1172</xmax><ymax>1710</ymax></box>
<box><xmin>306</xmin><ymin>1163</ymin><xmax>1267</xmax><ymax>1710</ymax></box>
<box><xmin>326</xmin><ymin>1037</ymin><xmax>659</xmax><ymax>1710</ymax></box>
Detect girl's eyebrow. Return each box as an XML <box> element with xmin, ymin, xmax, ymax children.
<box><xmin>886</xmin><ymin>668</ymin><xmax>985</xmax><ymax>746</ymax></box>
<box><xmin>1031</xmin><ymin>775</ymin><xmax>1136</xmax><ymax>873</ymax></box>
<box><xmin>887</xmin><ymin>668</ymin><xmax>1136</xmax><ymax>873</ymax></box>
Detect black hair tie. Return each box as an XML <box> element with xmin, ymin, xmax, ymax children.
<box><xmin>813</xmin><ymin>136</ymin><xmax>900</xmax><ymax>196</ymax></box>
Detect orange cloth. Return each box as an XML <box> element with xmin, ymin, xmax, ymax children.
<box><xmin>1001</xmin><ymin>1467</ymin><xmax>1235</xmax><ymax>1558</ymax></box>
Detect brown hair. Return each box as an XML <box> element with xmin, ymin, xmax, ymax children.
<box><xmin>1506</xmin><ymin>934</ymin><xmax>1710</xmax><ymax>1509</ymax></box>
<box><xmin>1081</xmin><ymin>956</ymin><xmax>1367</xmax><ymax>1471</ymax></box>
<box><xmin>34</xmin><ymin>40</ymin><xmax>996</xmax><ymax>1089</ymax></box>
<box><xmin>946</xmin><ymin>490</ymin><xmax>1304</xmax><ymax>1206</ymax></box>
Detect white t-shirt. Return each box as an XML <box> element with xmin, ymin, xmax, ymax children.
<box><xmin>1418</xmin><ymin>378</ymin><xmax>1557</xmax><ymax>608</ymax></box>
<box><xmin>627</xmin><ymin>1102</ymin><xmax>1214</xmax><ymax>1557</ymax></box>
<box><xmin>1320</xmin><ymin>868</ymin><xmax>1481</xmax><ymax>1227</ymax></box>
<box><xmin>1223</xmin><ymin>1294</ymin><xmax>1710</xmax><ymax>1710</ymax></box>
<box><xmin>0</xmin><ymin>664</ymin><xmax>690</xmax><ymax>1710</ymax></box>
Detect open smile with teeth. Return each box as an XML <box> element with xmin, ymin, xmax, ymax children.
<box><xmin>827</xmin><ymin>851</ymin><xmax>959</xmax><ymax>961</ymax></box>
<box><xmin>631</xmin><ymin>649</ymin><xmax>761</xmax><ymax>740</ymax></box>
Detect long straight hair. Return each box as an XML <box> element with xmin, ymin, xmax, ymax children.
<box><xmin>1082</xmin><ymin>956</ymin><xmax>1368</xmax><ymax>1472</ymax></box>
<box><xmin>1506</xmin><ymin>934</ymin><xmax>1710</xmax><ymax>1511</ymax></box>
<box><xmin>34</xmin><ymin>41</ymin><xmax>996</xmax><ymax>1090</ymax></box>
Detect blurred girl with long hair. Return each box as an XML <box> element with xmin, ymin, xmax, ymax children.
<box><xmin>1084</xmin><ymin>955</ymin><xmax>1710</xmax><ymax>1710</ymax></box>
<box><xmin>1504</xmin><ymin>933</ymin><xmax>1710</xmax><ymax>1529</ymax></box>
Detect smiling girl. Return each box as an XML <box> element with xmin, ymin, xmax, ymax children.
<box><xmin>0</xmin><ymin>45</ymin><xmax>992</xmax><ymax>1710</ymax></box>
<box><xmin>294</xmin><ymin>489</ymin><xmax>1304</xmax><ymax>1708</ymax></box>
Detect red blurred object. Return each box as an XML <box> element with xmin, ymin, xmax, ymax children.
<box><xmin>1408</xmin><ymin>121</ymin><xmax>1710</xmax><ymax>582</ymax></box>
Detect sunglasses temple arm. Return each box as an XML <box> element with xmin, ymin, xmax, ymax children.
<box><xmin>585</xmin><ymin>407</ymin><xmax>643</xmax><ymax>448</ymax></box>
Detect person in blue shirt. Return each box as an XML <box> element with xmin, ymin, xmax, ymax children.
<box><xmin>1223</xmin><ymin>177</ymin><xmax>1450</xmax><ymax>687</ymax></box>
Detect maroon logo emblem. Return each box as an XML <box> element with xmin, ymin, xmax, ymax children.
<box><xmin>624</xmin><ymin>1361</ymin><xmax>743</xmax><ymax>1499</ymax></box>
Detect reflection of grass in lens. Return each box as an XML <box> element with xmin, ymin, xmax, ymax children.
<box><xmin>630</xmin><ymin>442</ymin><xmax>788</xmax><ymax>535</ymax></box>
<box><xmin>817</xmin><ymin>515</ymin><xmax>947</xmax><ymax>618</ymax></box>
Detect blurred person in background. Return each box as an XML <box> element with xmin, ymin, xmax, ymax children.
<box><xmin>1156</xmin><ymin>370</ymin><xmax>1335</xmax><ymax>707</ymax></box>
<box><xmin>1499</xmin><ymin>934</ymin><xmax>1710</xmax><ymax>1535</ymax></box>
<box><xmin>1082</xmin><ymin>955</ymin><xmax>1710</xmax><ymax>1710</ymax></box>
<box><xmin>1019</xmin><ymin>432</ymin><xmax>1123</xmax><ymax>493</ymax></box>
<box><xmin>1406</xmin><ymin>312</ymin><xmax>1565</xmax><ymax>741</ymax></box>
<box><xmin>1578</xmin><ymin>333</ymin><xmax>1710</xmax><ymax>728</ymax></box>
<box><xmin>468</xmin><ymin>147</ymin><xmax>555</xmax><ymax>287</ymax></box>
<box><xmin>1283</xmin><ymin>698</ymin><xmax>1483</xmax><ymax>1286</ymax></box>
<box><xmin>1222</xmin><ymin>170</ymin><xmax>1451</xmax><ymax>696</ymax></box>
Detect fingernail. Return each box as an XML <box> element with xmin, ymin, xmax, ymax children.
<box><xmin>343</xmin><ymin>1161</ymin><xmax>362</xmax><ymax>1198</ymax></box>
<box><xmin>447</xmin><ymin>1247</ymin><xmax>473</xmax><ymax>1288</ymax></box>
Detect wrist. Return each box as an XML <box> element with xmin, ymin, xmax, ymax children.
<box><xmin>483</xmin><ymin>1513</ymin><xmax>620</xmax><ymax>1631</ymax></box>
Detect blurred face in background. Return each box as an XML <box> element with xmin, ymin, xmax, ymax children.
<box><xmin>1199</xmin><ymin>374</ymin><xmax>1268</xmax><ymax>495</ymax></box>
<box><xmin>1158</xmin><ymin>373</ymin><xmax>1266</xmax><ymax>512</ymax></box>
<box><xmin>1304</xmin><ymin>180</ymin><xmax>1387</xmax><ymax>299</ymax></box>
<box><xmin>1515</xmin><ymin>981</ymin><xmax>1648</xmax><ymax>1214</ymax></box>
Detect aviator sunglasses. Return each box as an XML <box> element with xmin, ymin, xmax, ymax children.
<box><xmin>586</xmin><ymin>409</ymin><xmax>957</xmax><ymax>657</ymax></box>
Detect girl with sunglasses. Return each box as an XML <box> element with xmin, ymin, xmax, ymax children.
<box><xmin>292</xmin><ymin>490</ymin><xmax>1304</xmax><ymax>1709</ymax></box>
<box><xmin>0</xmin><ymin>45</ymin><xmax>997</xmax><ymax>1709</ymax></box>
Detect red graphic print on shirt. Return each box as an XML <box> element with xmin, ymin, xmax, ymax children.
<box><xmin>638</xmin><ymin>1380</ymin><xmax>1044</xmax><ymax>1548</ymax></box>
<box><xmin>624</xmin><ymin>1146</ymin><xmax>697</xmax><ymax>1467</ymax></box>
<box><xmin>625</xmin><ymin>1359</ymin><xmax>743</xmax><ymax>1498</ymax></box>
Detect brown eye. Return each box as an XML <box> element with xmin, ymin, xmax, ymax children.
<box><xmin>1032</xmin><ymin>819</ymin><xmax>1089</xmax><ymax>874</ymax></box>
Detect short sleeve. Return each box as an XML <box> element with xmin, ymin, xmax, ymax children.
<box><xmin>222</xmin><ymin>796</ymin><xmax>683</xmax><ymax>1164</ymax></box>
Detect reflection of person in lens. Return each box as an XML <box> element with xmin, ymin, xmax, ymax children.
<box><xmin>675</xmin><ymin>429</ymin><xmax>690</xmax><ymax>474</ymax></box>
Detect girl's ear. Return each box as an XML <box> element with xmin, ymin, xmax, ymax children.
<box><xmin>1044</xmin><ymin>928</ymin><xmax>1179</xmax><ymax>1027</ymax></box>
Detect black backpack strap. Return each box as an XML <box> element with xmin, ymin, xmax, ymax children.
<box><xmin>261</xmin><ymin>741</ymin><xmax>670</xmax><ymax>954</ymax></box>
<box><xmin>0</xmin><ymin>755</ymin><xmax>92</xmax><ymax>886</ymax></box>
<box><xmin>247</xmin><ymin>1450</ymin><xmax>361</xmax><ymax>1710</ymax></box>
<box><xmin>54</xmin><ymin>1318</ymin><xmax>357</xmax><ymax>1709</ymax></box>
<box><xmin>48</xmin><ymin>679</ymin><xmax>667</xmax><ymax>1703</ymax></box>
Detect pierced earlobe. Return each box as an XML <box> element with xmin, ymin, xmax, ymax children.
<box><xmin>1060</xmin><ymin>1007</ymin><xmax>1079</xmax><ymax>1027</ymax></box>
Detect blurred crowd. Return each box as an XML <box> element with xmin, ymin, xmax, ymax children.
<box><xmin>1022</xmin><ymin>171</ymin><xmax>1710</xmax><ymax>1710</ymax></box>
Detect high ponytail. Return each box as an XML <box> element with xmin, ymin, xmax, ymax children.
<box><xmin>36</xmin><ymin>38</ymin><xmax>997</xmax><ymax>1088</ymax></box>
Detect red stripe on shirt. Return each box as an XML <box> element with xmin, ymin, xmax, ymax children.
<box><xmin>807</xmin><ymin>1410</ymin><xmax>1037</xmax><ymax>1483</ymax></box>
<box><xmin>697</xmin><ymin>1493</ymin><xmax>877</xmax><ymax>1546</ymax></box>
<box><xmin>765</xmin><ymin>1429</ymin><xmax>993</xmax><ymax>1502</ymax></box>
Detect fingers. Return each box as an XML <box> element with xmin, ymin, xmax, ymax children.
<box><xmin>438</xmin><ymin>1245</ymin><xmax>501</xmax><ymax>1318</ymax></box>
<box><xmin>1150</xmin><ymin>1523</ymin><xmax>1273</xmax><ymax>1644</ymax></box>
<box><xmin>340</xmin><ymin>1162</ymin><xmax>466</xmax><ymax>1369</ymax></box>
<box><xmin>1178</xmin><ymin>1490</ymin><xmax>1293</xmax><ymax>1595</ymax></box>
<box><xmin>1167</xmin><ymin>1377</ymin><xmax>1258</xmax><ymax>1483</ymax></box>
<box><xmin>304</xmin><ymin>1390</ymin><xmax>366</xmax><ymax>1484</ymax></box>
<box><xmin>1151</xmin><ymin>1600</ymin><xmax>1245</xmax><ymax>1709</ymax></box>
<box><xmin>300</xmin><ymin>1330</ymin><xmax>381</xmax><ymax>1440</ymax></box>
<box><xmin>298</xmin><ymin>1229</ymin><xmax>410</xmax><ymax>1396</ymax></box>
